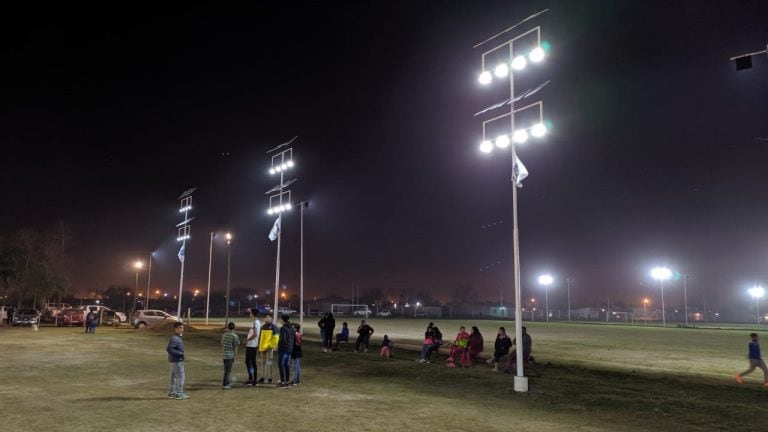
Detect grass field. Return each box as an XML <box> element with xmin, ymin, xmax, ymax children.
<box><xmin>1</xmin><ymin>319</ymin><xmax>767</xmax><ymax>431</ymax></box>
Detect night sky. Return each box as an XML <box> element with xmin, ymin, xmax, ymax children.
<box><xmin>2</xmin><ymin>1</ymin><xmax>767</xmax><ymax>311</ymax></box>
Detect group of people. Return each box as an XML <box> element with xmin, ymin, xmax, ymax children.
<box><xmin>165</xmin><ymin>309</ymin><xmax>304</xmax><ymax>400</ymax></box>
<box><xmin>317</xmin><ymin>313</ymin><xmax>377</xmax><ymax>354</ymax></box>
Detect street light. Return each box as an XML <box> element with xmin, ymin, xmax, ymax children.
<box><xmin>224</xmin><ymin>232</ymin><xmax>233</xmax><ymax>327</ymax></box>
<box><xmin>643</xmin><ymin>298</ymin><xmax>650</xmax><ymax>325</ymax></box>
<box><xmin>474</xmin><ymin>10</ymin><xmax>550</xmax><ymax>393</ymax></box>
<box><xmin>538</xmin><ymin>274</ymin><xmax>554</xmax><ymax>323</ymax></box>
<box><xmin>133</xmin><ymin>260</ymin><xmax>144</xmax><ymax>314</ymax></box>
<box><xmin>748</xmin><ymin>286</ymin><xmax>765</xmax><ymax>325</ymax></box>
<box><xmin>650</xmin><ymin>266</ymin><xmax>672</xmax><ymax>327</ymax></box>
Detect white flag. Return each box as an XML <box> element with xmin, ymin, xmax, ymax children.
<box><xmin>268</xmin><ymin>217</ymin><xmax>281</xmax><ymax>241</ymax></box>
<box><xmin>513</xmin><ymin>155</ymin><xmax>529</xmax><ymax>188</ymax></box>
<box><xmin>177</xmin><ymin>243</ymin><xmax>185</xmax><ymax>263</ymax></box>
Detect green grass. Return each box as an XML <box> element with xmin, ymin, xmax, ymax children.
<box><xmin>1</xmin><ymin>320</ymin><xmax>766</xmax><ymax>431</ymax></box>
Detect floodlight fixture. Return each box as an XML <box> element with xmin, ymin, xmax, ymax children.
<box><xmin>494</xmin><ymin>63</ymin><xmax>509</xmax><ymax>78</ymax></box>
<box><xmin>479</xmin><ymin>140</ymin><xmax>494</xmax><ymax>153</ymax></box>
<box><xmin>530</xmin><ymin>123</ymin><xmax>547</xmax><ymax>137</ymax></box>
<box><xmin>538</xmin><ymin>274</ymin><xmax>554</xmax><ymax>286</ymax></box>
<box><xmin>495</xmin><ymin>135</ymin><xmax>511</xmax><ymax>149</ymax></box>
<box><xmin>512</xmin><ymin>129</ymin><xmax>529</xmax><ymax>143</ymax></box>
<box><xmin>749</xmin><ymin>286</ymin><xmax>765</xmax><ymax>299</ymax></box>
<box><xmin>651</xmin><ymin>266</ymin><xmax>672</xmax><ymax>281</ymax></box>
<box><xmin>511</xmin><ymin>55</ymin><xmax>527</xmax><ymax>71</ymax></box>
<box><xmin>479</xmin><ymin>71</ymin><xmax>492</xmax><ymax>85</ymax></box>
<box><xmin>529</xmin><ymin>46</ymin><xmax>545</xmax><ymax>62</ymax></box>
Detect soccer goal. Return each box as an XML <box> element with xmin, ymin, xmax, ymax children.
<box><xmin>331</xmin><ymin>304</ymin><xmax>371</xmax><ymax>317</ymax></box>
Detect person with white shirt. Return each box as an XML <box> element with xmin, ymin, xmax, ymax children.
<box><xmin>243</xmin><ymin>308</ymin><xmax>262</xmax><ymax>386</ymax></box>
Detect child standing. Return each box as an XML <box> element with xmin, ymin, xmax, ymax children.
<box><xmin>736</xmin><ymin>332</ymin><xmax>768</xmax><ymax>386</ymax></box>
<box><xmin>291</xmin><ymin>323</ymin><xmax>303</xmax><ymax>386</ymax></box>
<box><xmin>166</xmin><ymin>322</ymin><xmax>188</xmax><ymax>399</ymax></box>
<box><xmin>221</xmin><ymin>321</ymin><xmax>240</xmax><ymax>389</ymax></box>
<box><xmin>380</xmin><ymin>335</ymin><xmax>392</xmax><ymax>359</ymax></box>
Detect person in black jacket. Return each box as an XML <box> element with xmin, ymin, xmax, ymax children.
<box><xmin>488</xmin><ymin>327</ymin><xmax>513</xmax><ymax>372</ymax></box>
<box><xmin>323</xmin><ymin>313</ymin><xmax>336</xmax><ymax>352</ymax></box>
<box><xmin>277</xmin><ymin>315</ymin><xmax>295</xmax><ymax>388</ymax></box>
<box><xmin>355</xmin><ymin>320</ymin><xmax>374</xmax><ymax>353</ymax></box>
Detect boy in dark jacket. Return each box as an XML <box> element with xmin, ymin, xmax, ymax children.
<box><xmin>277</xmin><ymin>315</ymin><xmax>295</xmax><ymax>388</ymax></box>
<box><xmin>166</xmin><ymin>322</ymin><xmax>188</xmax><ymax>399</ymax></box>
<box><xmin>488</xmin><ymin>327</ymin><xmax>512</xmax><ymax>372</ymax></box>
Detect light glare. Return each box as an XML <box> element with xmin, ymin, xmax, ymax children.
<box><xmin>529</xmin><ymin>47</ymin><xmax>545</xmax><ymax>62</ymax></box>
<box><xmin>478</xmin><ymin>71</ymin><xmax>492</xmax><ymax>85</ymax></box>
<box><xmin>495</xmin><ymin>135</ymin><xmax>510</xmax><ymax>149</ymax></box>
<box><xmin>531</xmin><ymin>123</ymin><xmax>547</xmax><ymax>138</ymax></box>
<box><xmin>650</xmin><ymin>267</ymin><xmax>672</xmax><ymax>281</ymax></box>
<box><xmin>494</xmin><ymin>63</ymin><xmax>509</xmax><ymax>78</ymax></box>
<box><xmin>479</xmin><ymin>140</ymin><xmax>493</xmax><ymax>153</ymax></box>
<box><xmin>512</xmin><ymin>129</ymin><xmax>529</xmax><ymax>143</ymax></box>
<box><xmin>511</xmin><ymin>56</ymin><xmax>527</xmax><ymax>70</ymax></box>
<box><xmin>287</xmin><ymin>160</ymin><xmax>294</xmax><ymax>167</ymax></box>
<box><xmin>749</xmin><ymin>286</ymin><xmax>766</xmax><ymax>299</ymax></box>
<box><xmin>538</xmin><ymin>274</ymin><xmax>554</xmax><ymax>286</ymax></box>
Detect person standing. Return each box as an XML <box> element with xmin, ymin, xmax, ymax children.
<box><xmin>317</xmin><ymin>313</ymin><xmax>328</xmax><ymax>352</ymax></box>
<box><xmin>355</xmin><ymin>320</ymin><xmax>374</xmax><ymax>353</ymax></box>
<box><xmin>221</xmin><ymin>321</ymin><xmax>240</xmax><ymax>389</ymax></box>
<box><xmin>166</xmin><ymin>322</ymin><xmax>188</xmax><ymax>399</ymax></box>
<box><xmin>291</xmin><ymin>322</ymin><xmax>303</xmax><ymax>386</ymax></box>
<box><xmin>736</xmin><ymin>332</ymin><xmax>768</xmax><ymax>386</ymax></box>
<box><xmin>277</xmin><ymin>315</ymin><xmax>295</xmax><ymax>388</ymax></box>
<box><xmin>380</xmin><ymin>335</ymin><xmax>392</xmax><ymax>359</ymax></box>
<box><xmin>257</xmin><ymin>314</ymin><xmax>276</xmax><ymax>385</ymax></box>
<box><xmin>243</xmin><ymin>309</ymin><xmax>261</xmax><ymax>385</ymax></box>
<box><xmin>323</xmin><ymin>313</ymin><xmax>336</xmax><ymax>353</ymax></box>
<box><xmin>85</xmin><ymin>308</ymin><xmax>97</xmax><ymax>334</ymax></box>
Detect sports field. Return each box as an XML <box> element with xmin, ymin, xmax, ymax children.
<box><xmin>1</xmin><ymin>319</ymin><xmax>766</xmax><ymax>431</ymax></box>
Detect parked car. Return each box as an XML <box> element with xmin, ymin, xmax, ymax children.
<box><xmin>277</xmin><ymin>307</ymin><xmax>297</xmax><ymax>316</ymax></box>
<box><xmin>377</xmin><ymin>309</ymin><xmax>392</xmax><ymax>317</ymax></box>
<box><xmin>59</xmin><ymin>308</ymin><xmax>86</xmax><ymax>326</ymax></box>
<box><xmin>131</xmin><ymin>309</ymin><xmax>181</xmax><ymax>328</ymax></box>
<box><xmin>82</xmin><ymin>305</ymin><xmax>127</xmax><ymax>325</ymax></box>
<box><xmin>353</xmin><ymin>308</ymin><xmax>372</xmax><ymax>317</ymax></box>
<box><xmin>12</xmin><ymin>308</ymin><xmax>41</xmax><ymax>326</ymax></box>
<box><xmin>42</xmin><ymin>303</ymin><xmax>72</xmax><ymax>323</ymax></box>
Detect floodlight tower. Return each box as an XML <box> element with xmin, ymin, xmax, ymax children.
<box><xmin>176</xmin><ymin>187</ymin><xmax>196</xmax><ymax>319</ymax></box>
<box><xmin>650</xmin><ymin>266</ymin><xmax>672</xmax><ymax>327</ymax></box>
<box><xmin>266</xmin><ymin>137</ymin><xmax>298</xmax><ymax>322</ymax></box>
<box><xmin>475</xmin><ymin>9</ymin><xmax>550</xmax><ymax>393</ymax></box>
<box><xmin>748</xmin><ymin>286</ymin><xmax>765</xmax><ymax>325</ymax></box>
<box><xmin>538</xmin><ymin>274</ymin><xmax>554</xmax><ymax>323</ymax></box>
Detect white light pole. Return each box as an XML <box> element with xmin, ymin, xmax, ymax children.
<box><xmin>145</xmin><ymin>252</ymin><xmax>153</xmax><ymax>310</ymax></box>
<box><xmin>224</xmin><ymin>232</ymin><xmax>233</xmax><ymax>327</ymax></box>
<box><xmin>299</xmin><ymin>201</ymin><xmax>310</xmax><ymax>330</ymax></box>
<box><xmin>650</xmin><ymin>266</ymin><xmax>672</xmax><ymax>327</ymax></box>
<box><xmin>683</xmin><ymin>274</ymin><xmax>690</xmax><ymax>327</ymax></box>
<box><xmin>133</xmin><ymin>260</ymin><xmax>144</xmax><ymax>314</ymax></box>
<box><xmin>475</xmin><ymin>11</ymin><xmax>550</xmax><ymax>393</ymax></box>
<box><xmin>538</xmin><ymin>274</ymin><xmax>554</xmax><ymax>323</ymax></box>
<box><xmin>205</xmin><ymin>232</ymin><xmax>215</xmax><ymax>326</ymax></box>
<box><xmin>748</xmin><ymin>286</ymin><xmax>765</xmax><ymax>325</ymax></box>
<box><xmin>566</xmin><ymin>277</ymin><xmax>572</xmax><ymax>322</ymax></box>
<box><xmin>643</xmin><ymin>298</ymin><xmax>650</xmax><ymax>325</ymax></box>
<box><xmin>176</xmin><ymin>187</ymin><xmax>196</xmax><ymax>320</ymax></box>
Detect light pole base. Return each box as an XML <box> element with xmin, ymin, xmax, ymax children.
<box><xmin>513</xmin><ymin>375</ymin><xmax>528</xmax><ymax>392</ymax></box>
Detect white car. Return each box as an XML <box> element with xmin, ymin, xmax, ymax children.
<box><xmin>83</xmin><ymin>305</ymin><xmax>127</xmax><ymax>325</ymax></box>
<box><xmin>353</xmin><ymin>309</ymin><xmax>372</xmax><ymax>317</ymax></box>
<box><xmin>131</xmin><ymin>309</ymin><xmax>181</xmax><ymax>328</ymax></box>
<box><xmin>277</xmin><ymin>307</ymin><xmax>297</xmax><ymax>316</ymax></box>
<box><xmin>377</xmin><ymin>310</ymin><xmax>392</xmax><ymax>317</ymax></box>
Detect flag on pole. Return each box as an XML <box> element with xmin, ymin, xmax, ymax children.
<box><xmin>513</xmin><ymin>155</ymin><xmax>529</xmax><ymax>188</ymax></box>
<box><xmin>268</xmin><ymin>217</ymin><xmax>281</xmax><ymax>241</ymax></box>
<box><xmin>177</xmin><ymin>243</ymin><xmax>185</xmax><ymax>263</ymax></box>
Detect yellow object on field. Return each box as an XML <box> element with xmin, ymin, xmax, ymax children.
<box><xmin>258</xmin><ymin>328</ymin><xmax>274</xmax><ymax>352</ymax></box>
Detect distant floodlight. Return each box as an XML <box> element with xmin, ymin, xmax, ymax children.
<box><xmin>478</xmin><ymin>71</ymin><xmax>492</xmax><ymax>85</ymax></box>
<box><xmin>512</xmin><ymin>129</ymin><xmax>529</xmax><ymax>143</ymax></box>
<box><xmin>511</xmin><ymin>56</ymin><xmax>527</xmax><ymax>71</ymax></box>
<box><xmin>285</xmin><ymin>203</ymin><xmax>292</xmax><ymax>210</ymax></box>
<box><xmin>494</xmin><ymin>63</ymin><xmax>509</xmax><ymax>78</ymax></box>
<box><xmin>651</xmin><ymin>267</ymin><xmax>672</xmax><ymax>281</ymax></box>
<box><xmin>749</xmin><ymin>286</ymin><xmax>765</xmax><ymax>299</ymax></box>
<box><xmin>269</xmin><ymin>168</ymin><xmax>276</xmax><ymax>175</ymax></box>
<box><xmin>281</xmin><ymin>163</ymin><xmax>288</xmax><ymax>170</ymax></box>
<box><xmin>529</xmin><ymin>47</ymin><xmax>545</xmax><ymax>63</ymax></box>
<box><xmin>479</xmin><ymin>140</ymin><xmax>494</xmax><ymax>153</ymax></box>
<box><xmin>530</xmin><ymin>123</ymin><xmax>547</xmax><ymax>138</ymax></box>
<box><xmin>538</xmin><ymin>274</ymin><xmax>554</xmax><ymax>285</ymax></box>
<box><xmin>286</xmin><ymin>160</ymin><xmax>294</xmax><ymax>168</ymax></box>
<box><xmin>268</xmin><ymin>209</ymin><xmax>274</xmax><ymax>215</ymax></box>
<box><xmin>495</xmin><ymin>135</ymin><xmax>510</xmax><ymax>149</ymax></box>
<box><xmin>275</xmin><ymin>166</ymin><xmax>282</xmax><ymax>172</ymax></box>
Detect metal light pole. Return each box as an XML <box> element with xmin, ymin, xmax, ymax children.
<box><xmin>651</xmin><ymin>267</ymin><xmax>672</xmax><ymax>327</ymax></box>
<box><xmin>176</xmin><ymin>187</ymin><xmax>196</xmax><ymax>319</ymax></box>
<box><xmin>749</xmin><ymin>286</ymin><xmax>765</xmax><ymax>325</ymax></box>
<box><xmin>133</xmin><ymin>260</ymin><xmax>144</xmax><ymax>314</ymax></box>
<box><xmin>145</xmin><ymin>252</ymin><xmax>153</xmax><ymax>310</ymax></box>
<box><xmin>566</xmin><ymin>277</ymin><xmax>572</xmax><ymax>322</ymax></box>
<box><xmin>538</xmin><ymin>274</ymin><xmax>553</xmax><ymax>323</ymax></box>
<box><xmin>643</xmin><ymin>298</ymin><xmax>649</xmax><ymax>325</ymax></box>
<box><xmin>224</xmin><ymin>232</ymin><xmax>233</xmax><ymax>327</ymax></box>
<box><xmin>205</xmin><ymin>232</ymin><xmax>215</xmax><ymax>325</ymax></box>
<box><xmin>475</xmin><ymin>10</ymin><xmax>550</xmax><ymax>393</ymax></box>
<box><xmin>683</xmin><ymin>274</ymin><xmax>689</xmax><ymax>327</ymax></box>
<box><xmin>266</xmin><ymin>137</ymin><xmax>297</xmax><ymax>323</ymax></box>
<box><xmin>299</xmin><ymin>201</ymin><xmax>310</xmax><ymax>330</ymax></box>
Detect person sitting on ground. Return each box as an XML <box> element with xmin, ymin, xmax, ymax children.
<box><xmin>446</xmin><ymin>326</ymin><xmax>470</xmax><ymax>368</ymax></box>
<box><xmin>487</xmin><ymin>326</ymin><xmax>512</xmax><ymax>372</ymax></box>
<box><xmin>427</xmin><ymin>325</ymin><xmax>443</xmax><ymax>361</ymax></box>
<box><xmin>418</xmin><ymin>332</ymin><xmax>435</xmax><ymax>363</ymax></box>
<box><xmin>355</xmin><ymin>320</ymin><xmax>375</xmax><ymax>353</ymax></box>
<box><xmin>461</xmin><ymin>326</ymin><xmax>484</xmax><ymax>367</ymax></box>
<box><xmin>505</xmin><ymin>326</ymin><xmax>533</xmax><ymax>372</ymax></box>
<box><xmin>335</xmin><ymin>322</ymin><xmax>350</xmax><ymax>349</ymax></box>
<box><xmin>380</xmin><ymin>335</ymin><xmax>392</xmax><ymax>359</ymax></box>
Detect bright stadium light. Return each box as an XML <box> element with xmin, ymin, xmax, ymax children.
<box><xmin>479</xmin><ymin>71</ymin><xmax>492</xmax><ymax>85</ymax></box>
<box><xmin>529</xmin><ymin>46</ymin><xmax>545</xmax><ymax>62</ymax></box>
<box><xmin>651</xmin><ymin>266</ymin><xmax>673</xmax><ymax>327</ymax></box>
<box><xmin>269</xmin><ymin>168</ymin><xmax>276</xmax><ymax>175</ymax></box>
<box><xmin>479</xmin><ymin>140</ymin><xmax>494</xmax><ymax>153</ymax></box>
<box><xmin>495</xmin><ymin>135</ymin><xmax>511</xmax><ymax>149</ymax></box>
<box><xmin>749</xmin><ymin>286</ymin><xmax>765</xmax><ymax>325</ymax></box>
<box><xmin>530</xmin><ymin>123</ymin><xmax>547</xmax><ymax>138</ymax></box>
<box><xmin>538</xmin><ymin>274</ymin><xmax>554</xmax><ymax>285</ymax></box>
<box><xmin>538</xmin><ymin>274</ymin><xmax>554</xmax><ymax>323</ymax></box>
<box><xmin>287</xmin><ymin>160</ymin><xmax>294</xmax><ymax>168</ymax></box>
<box><xmin>494</xmin><ymin>63</ymin><xmax>509</xmax><ymax>78</ymax></box>
<box><xmin>512</xmin><ymin>129</ymin><xmax>529</xmax><ymax>143</ymax></box>
<box><xmin>511</xmin><ymin>55</ymin><xmax>527</xmax><ymax>71</ymax></box>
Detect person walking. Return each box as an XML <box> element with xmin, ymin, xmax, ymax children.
<box><xmin>221</xmin><ymin>321</ymin><xmax>240</xmax><ymax>389</ymax></box>
<box><xmin>243</xmin><ymin>309</ymin><xmax>261</xmax><ymax>385</ymax></box>
<box><xmin>736</xmin><ymin>332</ymin><xmax>768</xmax><ymax>386</ymax></box>
<box><xmin>277</xmin><ymin>315</ymin><xmax>295</xmax><ymax>388</ymax></box>
<box><xmin>166</xmin><ymin>322</ymin><xmax>188</xmax><ymax>399</ymax></box>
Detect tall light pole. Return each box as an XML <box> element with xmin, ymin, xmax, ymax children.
<box><xmin>133</xmin><ymin>260</ymin><xmax>144</xmax><ymax>314</ymax></box>
<box><xmin>643</xmin><ymin>298</ymin><xmax>650</xmax><ymax>325</ymax></box>
<box><xmin>176</xmin><ymin>187</ymin><xmax>196</xmax><ymax>319</ymax></box>
<box><xmin>566</xmin><ymin>277</ymin><xmax>572</xmax><ymax>322</ymax></box>
<box><xmin>299</xmin><ymin>200</ymin><xmax>310</xmax><ymax>330</ymax></box>
<box><xmin>224</xmin><ymin>232</ymin><xmax>233</xmax><ymax>327</ymax></box>
<box><xmin>266</xmin><ymin>137</ymin><xmax>297</xmax><ymax>323</ymax></box>
<box><xmin>145</xmin><ymin>252</ymin><xmax>153</xmax><ymax>310</ymax></box>
<box><xmin>538</xmin><ymin>274</ymin><xmax>553</xmax><ymax>323</ymax></box>
<box><xmin>651</xmin><ymin>266</ymin><xmax>672</xmax><ymax>327</ymax></box>
<box><xmin>475</xmin><ymin>10</ymin><xmax>550</xmax><ymax>393</ymax></box>
<box><xmin>205</xmin><ymin>232</ymin><xmax>215</xmax><ymax>326</ymax></box>
<box><xmin>683</xmin><ymin>274</ymin><xmax>690</xmax><ymax>327</ymax></box>
<box><xmin>748</xmin><ymin>286</ymin><xmax>765</xmax><ymax>325</ymax></box>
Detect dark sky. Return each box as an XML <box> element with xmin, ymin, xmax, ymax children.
<box><xmin>2</xmin><ymin>1</ymin><xmax>767</xmax><ymax>311</ymax></box>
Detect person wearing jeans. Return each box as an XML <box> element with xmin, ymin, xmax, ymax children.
<box><xmin>221</xmin><ymin>322</ymin><xmax>240</xmax><ymax>389</ymax></box>
<box><xmin>291</xmin><ymin>323</ymin><xmax>303</xmax><ymax>385</ymax></box>
<box><xmin>277</xmin><ymin>315</ymin><xmax>295</xmax><ymax>388</ymax></box>
<box><xmin>166</xmin><ymin>322</ymin><xmax>188</xmax><ymax>399</ymax></box>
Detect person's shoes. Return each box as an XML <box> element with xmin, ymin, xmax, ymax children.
<box><xmin>223</xmin><ymin>385</ymin><xmax>232</xmax><ymax>390</ymax></box>
<box><xmin>175</xmin><ymin>393</ymin><xmax>190</xmax><ymax>400</ymax></box>
<box><xmin>290</xmin><ymin>381</ymin><xmax>298</xmax><ymax>386</ymax></box>
<box><xmin>267</xmin><ymin>378</ymin><xmax>273</xmax><ymax>384</ymax></box>
<box><xmin>167</xmin><ymin>392</ymin><xmax>177</xmax><ymax>399</ymax></box>
<box><xmin>736</xmin><ymin>375</ymin><xmax>744</xmax><ymax>384</ymax></box>
<box><xmin>256</xmin><ymin>377</ymin><xmax>265</xmax><ymax>385</ymax></box>
<box><xmin>243</xmin><ymin>380</ymin><xmax>253</xmax><ymax>385</ymax></box>
<box><xmin>425</xmin><ymin>360</ymin><xmax>431</xmax><ymax>364</ymax></box>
